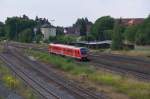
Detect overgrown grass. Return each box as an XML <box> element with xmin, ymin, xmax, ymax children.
<box><xmin>3</xmin><ymin>75</ymin><xmax>20</xmax><ymax>90</ymax></box>
<box><xmin>26</xmin><ymin>50</ymin><xmax>150</xmax><ymax>99</ymax></box>
<box><xmin>89</xmin><ymin>72</ymin><xmax>150</xmax><ymax>99</ymax></box>
<box><xmin>0</xmin><ymin>60</ymin><xmax>38</xmax><ymax>99</ymax></box>
<box><xmin>27</xmin><ymin>50</ymin><xmax>94</xmax><ymax>76</ymax></box>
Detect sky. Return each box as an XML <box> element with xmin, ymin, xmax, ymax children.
<box><xmin>0</xmin><ymin>0</ymin><xmax>150</xmax><ymax>26</ymax></box>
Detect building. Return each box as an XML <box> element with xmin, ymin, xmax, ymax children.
<box><xmin>64</xmin><ymin>18</ymin><xmax>144</xmax><ymax>36</ymax></box>
<box><xmin>40</xmin><ymin>24</ymin><xmax>56</xmax><ymax>40</ymax></box>
<box><xmin>73</xmin><ymin>40</ymin><xmax>112</xmax><ymax>48</ymax></box>
<box><xmin>116</xmin><ymin>18</ymin><xmax>144</xmax><ymax>26</ymax></box>
<box><xmin>64</xmin><ymin>24</ymin><xmax>92</xmax><ymax>36</ymax></box>
<box><xmin>64</xmin><ymin>27</ymin><xmax>80</xmax><ymax>36</ymax></box>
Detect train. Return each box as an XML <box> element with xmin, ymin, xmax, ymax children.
<box><xmin>48</xmin><ymin>43</ymin><xmax>89</xmax><ymax>60</ymax></box>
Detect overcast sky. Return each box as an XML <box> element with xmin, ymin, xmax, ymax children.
<box><xmin>0</xmin><ymin>0</ymin><xmax>150</xmax><ymax>26</ymax></box>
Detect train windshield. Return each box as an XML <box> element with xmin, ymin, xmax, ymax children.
<box><xmin>80</xmin><ymin>48</ymin><xmax>88</xmax><ymax>55</ymax></box>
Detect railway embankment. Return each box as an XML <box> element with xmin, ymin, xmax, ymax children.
<box><xmin>25</xmin><ymin>49</ymin><xmax>150</xmax><ymax>99</ymax></box>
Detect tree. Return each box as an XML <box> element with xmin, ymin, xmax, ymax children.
<box><xmin>123</xmin><ymin>15</ymin><xmax>150</xmax><ymax>45</ymax></box>
<box><xmin>18</xmin><ymin>29</ymin><xmax>33</xmax><ymax>43</ymax></box>
<box><xmin>90</xmin><ymin>16</ymin><xmax>114</xmax><ymax>41</ymax></box>
<box><xmin>81</xmin><ymin>34</ymin><xmax>95</xmax><ymax>41</ymax></box>
<box><xmin>124</xmin><ymin>25</ymin><xmax>138</xmax><ymax>43</ymax></box>
<box><xmin>73</xmin><ymin>18</ymin><xmax>92</xmax><ymax>36</ymax></box>
<box><xmin>135</xmin><ymin>16</ymin><xmax>150</xmax><ymax>45</ymax></box>
<box><xmin>111</xmin><ymin>20</ymin><xmax>124</xmax><ymax>50</ymax></box>
<box><xmin>49</xmin><ymin>35</ymin><xmax>76</xmax><ymax>44</ymax></box>
<box><xmin>56</xmin><ymin>26</ymin><xmax>64</xmax><ymax>36</ymax></box>
<box><xmin>0</xmin><ymin>22</ymin><xmax>5</xmax><ymax>37</ymax></box>
<box><xmin>5</xmin><ymin>15</ymin><xmax>36</xmax><ymax>40</ymax></box>
<box><xmin>103</xmin><ymin>30</ymin><xmax>113</xmax><ymax>40</ymax></box>
<box><xmin>35</xmin><ymin>16</ymin><xmax>51</xmax><ymax>26</ymax></box>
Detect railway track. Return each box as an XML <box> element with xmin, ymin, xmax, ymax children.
<box><xmin>9</xmin><ymin>42</ymin><xmax>150</xmax><ymax>64</ymax></box>
<box><xmin>0</xmin><ymin>54</ymin><xmax>59</xmax><ymax>99</ymax></box>
<box><xmin>8</xmin><ymin>42</ymin><xmax>150</xmax><ymax>80</ymax></box>
<box><xmin>88</xmin><ymin>61</ymin><xmax>150</xmax><ymax>80</ymax></box>
<box><xmin>90</xmin><ymin>53</ymin><xmax>150</xmax><ymax>67</ymax></box>
<box><xmin>88</xmin><ymin>54</ymin><xmax>150</xmax><ymax>80</ymax></box>
<box><xmin>1</xmin><ymin>46</ymin><xmax>105</xmax><ymax>99</ymax></box>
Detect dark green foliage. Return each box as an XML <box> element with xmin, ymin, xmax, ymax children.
<box><xmin>56</xmin><ymin>26</ymin><xmax>64</xmax><ymax>36</ymax></box>
<box><xmin>1</xmin><ymin>14</ymin><xmax>149</xmax><ymax>46</ymax></box>
<box><xmin>103</xmin><ymin>30</ymin><xmax>113</xmax><ymax>40</ymax></box>
<box><xmin>124</xmin><ymin>15</ymin><xmax>150</xmax><ymax>45</ymax></box>
<box><xmin>34</xmin><ymin>28</ymin><xmax>43</xmax><ymax>43</ymax></box>
<box><xmin>111</xmin><ymin>20</ymin><xmax>124</xmax><ymax>50</ymax></box>
<box><xmin>5</xmin><ymin>16</ymin><xmax>36</xmax><ymax>40</ymax></box>
<box><xmin>124</xmin><ymin>25</ymin><xmax>138</xmax><ymax>43</ymax></box>
<box><xmin>18</xmin><ymin>29</ymin><xmax>33</xmax><ymax>43</ymax></box>
<box><xmin>0</xmin><ymin>22</ymin><xmax>5</xmax><ymax>37</ymax></box>
<box><xmin>3</xmin><ymin>15</ymin><xmax>46</xmax><ymax>43</ymax></box>
<box><xmin>90</xmin><ymin>16</ymin><xmax>115</xmax><ymax>40</ymax></box>
<box><xmin>81</xmin><ymin>34</ymin><xmax>95</xmax><ymax>41</ymax></box>
<box><xmin>35</xmin><ymin>34</ymin><xmax>43</xmax><ymax>43</ymax></box>
<box><xmin>73</xmin><ymin>18</ymin><xmax>92</xmax><ymax>36</ymax></box>
<box><xmin>35</xmin><ymin>16</ymin><xmax>51</xmax><ymax>26</ymax></box>
<box><xmin>49</xmin><ymin>35</ymin><xmax>76</xmax><ymax>44</ymax></box>
<box><xmin>135</xmin><ymin>17</ymin><xmax>150</xmax><ymax>45</ymax></box>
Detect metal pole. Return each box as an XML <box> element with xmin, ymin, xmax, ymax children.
<box><xmin>34</xmin><ymin>28</ymin><xmax>37</xmax><ymax>43</ymax></box>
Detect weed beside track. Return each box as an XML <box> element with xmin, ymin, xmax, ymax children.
<box><xmin>26</xmin><ymin>49</ymin><xmax>150</xmax><ymax>99</ymax></box>
<box><xmin>0</xmin><ymin>59</ymin><xmax>40</xmax><ymax>99</ymax></box>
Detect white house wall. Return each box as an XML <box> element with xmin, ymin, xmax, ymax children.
<box><xmin>41</xmin><ymin>28</ymin><xmax>56</xmax><ymax>40</ymax></box>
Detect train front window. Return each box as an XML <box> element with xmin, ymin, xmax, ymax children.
<box><xmin>80</xmin><ymin>48</ymin><xmax>88</xmax><ymax>55</ymax></box>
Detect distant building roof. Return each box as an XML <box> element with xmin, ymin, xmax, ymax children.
<box><xmin>77</xmin><ymin>40</ymin><xmax>112</xmax><ymax>45</ymax></box>
<box><xmin>41</xmin><ymin>24</ymin><xmax>55</xmax><ymax>28</ymax></box>
<box><xmin>116</xmin><ymin>18</ymin><xmax>144</xmax><ymax>26</ymax></box>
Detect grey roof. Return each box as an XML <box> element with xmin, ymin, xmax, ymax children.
<box><xmin>41</xmin><ymin>24</ymin><xmax>55</xmax><ymax>28</ymax></box>
<box><xmin>77</xmin><ymin>40</ymin><xmax>112</xmax><ymax>45</ymax></box>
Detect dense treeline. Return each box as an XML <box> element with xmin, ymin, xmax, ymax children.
<box><xmin>0</xmin><ymin>15</ymin><xmax>149</xmax><ymax>49</ymax></box>
<box><xmin>85</xmin><ymin>15</ymin><xmax>150</xmax><ymax>49</ymax></box>
<box><xmin>48</xmin><ymin>35</ymin><xmax>76</xmax><ymax>44</ymax></box>
<box><xmin>0</xmin><ymin>22</ymin><xmax>5</xmax><ymax>38</ymax></box>
<box><xmin>5</xmin><ymin>16</ymin><xmax>36</xmax><ymax>41</ymax></box>
<box><xmin>90</xmin><ymin>16</ymin><xmax>115</xmax><ymax>41</ymax></box>
<box><xmin>124</xmin><ymin>16</ymin><xmax>150</xmax><ymax>45</ymax></box>
<box><xmin>73</xmin><ymin>18</ymin><xmax>92</xmax><ymax>36</ymax></box>
<box><xmin>111</xmin><ymin>19</ymin><xmax>124</xmax><ymax>50</ymax></box>
<box><xmin>0</xmin><ymin>15</ymin><xmax>50</xmax><ymax>43</ymax></box>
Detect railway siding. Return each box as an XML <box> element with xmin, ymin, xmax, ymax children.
<box><xmin>10</xmin><ymin>46</ymin><xmax>104</xmax><ymax>99</ymax></box>
<box><xmin>24</xmin><ymin>49</ymin><xmax>150</xmax><ymax>99</ymax></box>
<box><xmin>6</xmin><ymin>42</ymin><xmax>150</xmax><ymax>99</ymax></box>
<box><xmin>0</xmin><ymin>54</ymin><xmax>58</xmax><ymax>99</ymax></box>
<box><xmin>1</xmin><ymin>46</ymin><xmax>105</xmax><ymax>99</ymax></box>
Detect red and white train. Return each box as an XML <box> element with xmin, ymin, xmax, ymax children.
<box><xmin>48</xmin><ymin>43</ymin><xmax>89</xmax><ymax>60</ymax></box>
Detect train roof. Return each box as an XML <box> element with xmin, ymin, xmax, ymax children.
<box><xmin>49</xmin><ymin>43</ymin><xmax>86</xmax><ymax>50</ymax></box>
